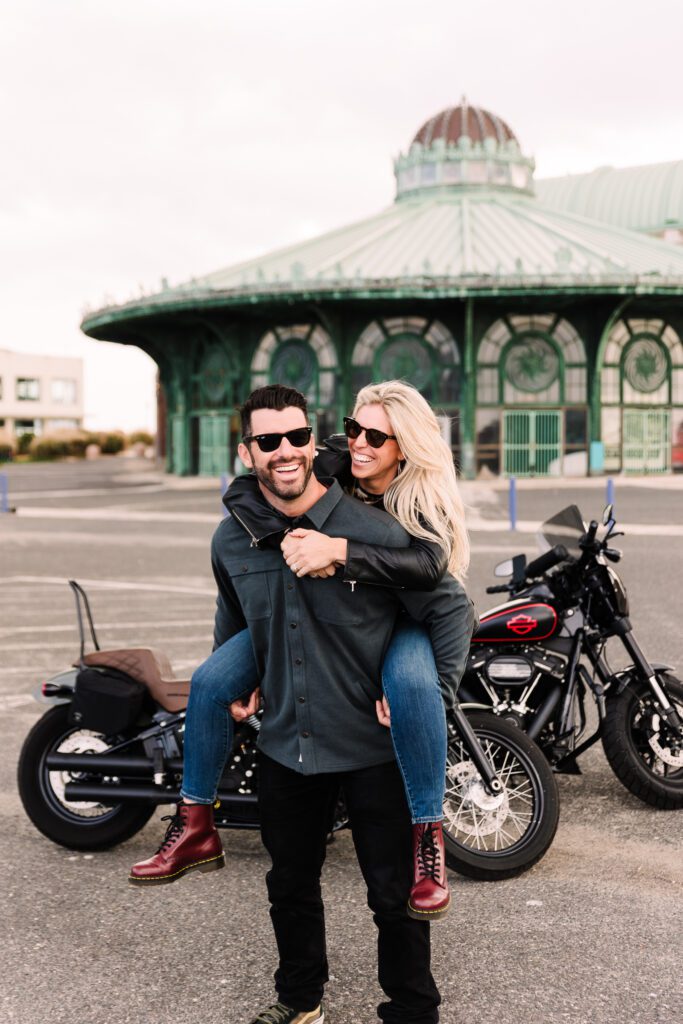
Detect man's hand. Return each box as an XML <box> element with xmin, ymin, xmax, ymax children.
<box><xmin>375</xmin><ymin>696</ymin><xmax>391</xmax><ymax>728</ymax></box>
<box><xmin>229</xmin><ymin>687</ymin><xmax>261</xmax><ymax>721</ymax></box>
<box><xmin>281</xmin><ymin>528</ymin><xmax>347</xmax><ymax>577</ymax></box>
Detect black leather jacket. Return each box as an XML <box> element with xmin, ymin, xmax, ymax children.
<box><xmin>222</xmin><ymin>435</ymin><xmax>448</xmax><ymax>591</ymax></box>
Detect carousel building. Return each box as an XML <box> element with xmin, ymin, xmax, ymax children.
<box><xmin>81</xmin><ymin>101</ymin><xmax>683</xmax><ymax>478</ymax></box>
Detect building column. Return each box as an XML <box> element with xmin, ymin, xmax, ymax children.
<box><xmin>460</xmin><ymin>297</ymin><xmax>476</xmax><ymax>479</ymax></box>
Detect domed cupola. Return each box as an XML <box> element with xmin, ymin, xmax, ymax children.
<box><xmin>394</xmin><ymin>97</ymin><xmax>535</xmax><ymax>200</ymax></box>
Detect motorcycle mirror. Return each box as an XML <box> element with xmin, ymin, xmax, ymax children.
<box><xmin>602</xmin><ymin>503</ymin><xmax>613</xmax><ymax>525</ymax></box>
<box><xmin>493</xmin><ymin>558</ymin><xmax>514</xmax><ymax>578</ymax></box>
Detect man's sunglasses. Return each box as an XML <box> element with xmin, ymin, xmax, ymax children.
<box><xmin>242</xmin><ymin>426</ymin><xmax>313</xmax><ymax>453</ymax></box>
<box><xmin>343</xmin><ymin>416</ymin><xmax>397</xmax><ymax>449</ymax></box>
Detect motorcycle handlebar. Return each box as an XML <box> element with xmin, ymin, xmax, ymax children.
<box><xmin>486</xmin><ymin>584</ymin><xmax>511</xmax><ymax>594</ymax></box>
<box><xmin>524</xmin><ymin>544</ymin><xmax>569</xmax><ymax>580</ymax></box>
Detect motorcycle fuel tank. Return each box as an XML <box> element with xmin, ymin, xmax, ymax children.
<box><xmin>472</xmin><ymin>599</ymin><xmax>560</xmax><ymax>643</ymax></box>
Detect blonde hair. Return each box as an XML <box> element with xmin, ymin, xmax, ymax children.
<box><xmin>353</xmin><ymin>380</ymin><xmax>470</xmax><ymax>581</ymax></box>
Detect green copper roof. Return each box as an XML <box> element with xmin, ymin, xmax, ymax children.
<box><xmin>81</xmin><ymin>165</ymin><xmax>683</xmax><ymax>335</ymax></box>
<box><xmin>536</xmin><ymin>161</ymin><xmax>683</xmax><ymax>234</ymax></box>
<box><xmin>188</xmin><ymin>190</ymin><xmax>683</xmax><ymax>290</ymax></box>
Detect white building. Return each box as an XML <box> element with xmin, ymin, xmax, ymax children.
<box><xmin>0</xmin><ymin>349</ymin><xmax>84</xmax><ymax>439</ymax></box>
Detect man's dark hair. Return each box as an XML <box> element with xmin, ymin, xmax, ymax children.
<box><xmin>239</xmin><ymin>384</ymin><xmax>309</xmax><ymax>437</ymax></box>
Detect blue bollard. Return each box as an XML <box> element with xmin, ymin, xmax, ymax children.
<box><xmin>606</xmin><ymin>477</ymin><xmax>615</xmax><ymax>510</ymax></box>
<box><xmin>220</xmin><ymin>473</ymin><xmax>229</xmax><ymax>517</ymax></box>
<box><xmin>0</xmin><ymin>472</ymin><xmax>9</xmax><ymax>514</ymax></box>
<box><xmin>509</xmin><ymin>476</ymin><xmax>517</xmax><ymax>531</ymax></box>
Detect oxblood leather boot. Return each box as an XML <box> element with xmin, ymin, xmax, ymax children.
<box><xmin>407</xmin><ymin>821</ymin><xmax>450</xmax><ymax>921</ymax></box>
<box><xmin>128</xmin><ymin>802</ymin><xmax>225</xmax><ymax>886</ymax></box>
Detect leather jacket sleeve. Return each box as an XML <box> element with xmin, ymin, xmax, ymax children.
<box><xmin>344</xmin><ymin>534</ymin><xmax>448</xmax><ymax>592</ymax></box>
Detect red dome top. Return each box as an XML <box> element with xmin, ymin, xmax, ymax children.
<box><xmin>413</xmin><ymin>100</ymin><xmax>517</xmax><ymax>148</ymax></box>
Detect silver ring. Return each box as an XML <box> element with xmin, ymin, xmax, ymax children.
<box><xmin>292</xmin><ymin>564</ymin><xmax>299</xmax><ymax>573</ymax></box>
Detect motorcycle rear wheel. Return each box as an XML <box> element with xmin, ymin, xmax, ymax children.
<box><xmin>18</xmin><ymin>704</ymin><xmax>155</xmax><ymax>850</ymax></box>
<box><xmin>443</xmin><ymin>712</ymin><xmax>560</xmax><ymax>881</ymax></box>
<box><xmin>602</xmin><ymin>673</ymin><xmax>683</xmax><ymax>809</ymax></box>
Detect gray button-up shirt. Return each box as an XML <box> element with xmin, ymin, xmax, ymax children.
<box><xmin>211</xmin><ymin>479</ymin><xmax>475</xmax><ymax>775</ymax></box>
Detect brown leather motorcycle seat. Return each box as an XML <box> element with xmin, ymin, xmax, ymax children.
<box><xmin>77</xmin><ymin>648</ymin><xmax>191</xmax><ymax>712</ymax></box>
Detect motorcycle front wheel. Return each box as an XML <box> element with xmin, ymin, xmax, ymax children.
<box><xmin>602</xmin><ymin>672</ymin><xmax>683</xmax><ymax>809</ymax></box>
<box><xmin>18</xmin><ymin>704</ymin><xmax>155</xmax><ymax>850</ymax></box>
<box><xmin>443</xmin><ymin>712</ymin><xmax>560</xmax><ymax>881</ymax></box>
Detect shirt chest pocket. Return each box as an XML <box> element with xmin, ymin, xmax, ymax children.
<box><xmin>303</xmin><ymin>570</ymin><xmax>368</xmax><ymax>626</ymax></box>
<box><xmin>226</xmin><ymin>554</ymin><xmax>282</xmax><ymax>621</ymax></box>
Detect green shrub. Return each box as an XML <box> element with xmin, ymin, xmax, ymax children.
<box><xmin>17</xmin><ymin>432</ymin><xmax>34</xmax><ymax>455</ymax></box>
<box><xmin>29</xmin><ymin>435</ymin><xmax>70</xmax><ymax>460</ymax></box>
<box><xmin>128</xmin><ymin>430</ymin><xmax>154</xmax><ymax>446</ymax></box>
<box><xmin>0</xmin><ymin>442</ymin><xmax>12</xmax><ymax>462</ymax></box>
<box><xmin>98</xmin><ymin>431</ymin><xmax>126</xmax><ymax>454</ymax></box>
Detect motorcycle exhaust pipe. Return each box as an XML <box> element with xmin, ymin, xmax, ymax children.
<box><xmin>45</xmin><ymin>753</ymin><xmax>184</xmax><ymax>775</ymax></box>
<box><xmin>63</xmin><ymin>782</ymin><xmax>259</xmax><ymax>804</ymax></box>
<box><xmin>526</xmin><ymin>684</ymin><xmax>562</xmax><ymax>742</ymax></box>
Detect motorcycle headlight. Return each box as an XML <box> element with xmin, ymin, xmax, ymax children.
<box><xmin>606</xmin><ymin>566</ymin><xmax>629</xmax><ymax>615</ymax></box>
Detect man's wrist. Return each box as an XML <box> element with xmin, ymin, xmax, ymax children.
<box><xmin>333</xmin><ymin>538</ymin><xmax>348</xmax><ymax>565</ymax></box>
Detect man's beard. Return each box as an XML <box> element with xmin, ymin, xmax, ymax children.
<box><xmin>253</xmin><ymin>454</ymin><xmax>314</xmax><ymax>502</ymax></box>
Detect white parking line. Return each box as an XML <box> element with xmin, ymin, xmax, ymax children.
<box><xmin>3</xmin><ymin>576</ymin><xmax>216</xmax><ymax>596</ymax></box>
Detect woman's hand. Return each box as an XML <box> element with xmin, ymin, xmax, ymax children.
<box><xmin>229</xmin><ymin>687</ymin><xmax>261</xmax><ymax>721</ymax></box>
<box><xmin>375</xmin><ymin>696</ymin><xmax>391</xmax><ymax>728</ymax></box>
<box><xmin>281</xmin><ymin>528</ymin><xmax>348</xmax><ymax>577</ymax></box>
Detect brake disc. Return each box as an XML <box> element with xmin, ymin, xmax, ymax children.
<box><xmin>648</xmin><ymin>714</ymin><xmax>683</xmax><ymax>768</ymax></box>
<box><xmin>445</xmin><ymin>760</ymin><xmax>509</xmax><ymax>837</ymax></box>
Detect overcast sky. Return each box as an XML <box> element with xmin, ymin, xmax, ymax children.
<box><xmin>3</xmin><ymin>0</ymin><xmax>683</xmax><ymax>431</ymax></box>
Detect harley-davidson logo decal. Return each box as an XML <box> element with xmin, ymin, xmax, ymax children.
<box><xmin>506</xmin><ymin>614</ymin><xmax>538</xmax><ymax>636</ymax></box>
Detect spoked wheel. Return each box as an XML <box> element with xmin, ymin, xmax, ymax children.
<box><xmin>18</xmin><ymin>704</ymin><xmax>154</xmax><ymax>849</ymax></box>
<box><xmin>443</xmin><ymin>712</ymin><xmax>559</xmax><ymax>881</ymax></box>
<box><xmin>602</xmin><ymin>673</ymin><xmax>683</xmax><ymax>809</ymax></box>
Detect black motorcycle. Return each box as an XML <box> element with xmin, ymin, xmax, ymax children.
<box><xmin>459</xmin><ymin>503</ymin><xmax>683</xmax><ymax>808</ymax></box>
<box><xmin>18</xmin><ymin>581</ymin><xmax>559</xmax><ymax>881</ymax></box>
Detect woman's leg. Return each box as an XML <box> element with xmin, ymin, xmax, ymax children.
<box><xmin>382</xmin><ymin>618</ymin><xmax>451</xmax><ymax>918</ymax></box>
<box><xmin>382</xmin><ymin>619</ymin><xmax>447</xmax><ymax>824</ymax></box>
<box><xmin>129</xmin><ymin>629</ymin><xmax>259</xmax><ymax>885</ymax></box>
<box><xmin>180</xmin><ymin>628</ymin><xmax>259</xmax><ymax>803</ymax></box>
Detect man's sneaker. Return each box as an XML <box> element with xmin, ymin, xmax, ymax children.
<box><xmin>407</xmin><ymin>821</ymin><xmax>451</xmax><ymax>921</ymax></box>
<box><xmin>248</xmin><ymin>1002</ymin><xmax>324</xmax><ymax>1024</ymax></box>
<box><xmin>128</xmin><ymin>802</ymin><xmax>224</xmax><ymax>886</ymax></box>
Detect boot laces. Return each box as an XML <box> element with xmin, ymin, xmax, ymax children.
<box><xmin>416</xmin><ymin>823</ymin><xmax>440</xmax><ymax>881</ymax></box>
<box><xmin>254</xmin><ymin>1003</ymin><xmax>296</xmax><ymax>1024</ymax></box>
<box><xmin>156</xmin><ymin>808</ymin><xmax>186</xmax><ymax>853</ymax></box>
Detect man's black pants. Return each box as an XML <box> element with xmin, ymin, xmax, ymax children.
<box><xmin>258</xmin><ymin>753</ymin><xmax>441</xmax><ymax>1024</ymax></box>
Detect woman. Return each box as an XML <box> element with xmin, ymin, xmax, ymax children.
<box><xmin>129</xmin><ymin>381</ymin><xmax>472</xmax><ymax>919</ymax></box>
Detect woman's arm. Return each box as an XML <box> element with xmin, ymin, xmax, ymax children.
<box><xmin>344</xmin><ymin>534</ymin><xmax>448</xmax><ymax>591</ymax></box>
<box><xmin>281</xmin><ymin>529</ymin><xmax>448</xmax><ymax>591</ymax></box>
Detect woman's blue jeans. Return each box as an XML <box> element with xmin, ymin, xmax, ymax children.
<box><xmin>180</xmin><ymin>619</ymin><xmax>446</xmax><ymax>823</ymax></box>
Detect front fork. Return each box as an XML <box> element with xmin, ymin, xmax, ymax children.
<box><xmin>449</xmin><ymin>705</ymin><xmax>503</xmax><ymax>796</ymax></box>
<box><xmin>617</xmin><ymin>622</ymin><xmax>683</xmax><ymax>738</ymax></box>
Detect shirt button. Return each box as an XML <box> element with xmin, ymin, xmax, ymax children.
<box><xmin>287</xmin><ymin>583</ymin><xmax>294</xmax><ymax>590</ymax></box>
<box><xmin>298</xmin><ymin>696</ymin><xmax>306</xmax><ymax>703</ymax></box>
<box><xmin>241</xmin><ymin>565</ymin><xmax>248</xmax><ymax>573</ymax></box>
<box><xmin>295</xmin><ymin>658</ymin><xmax>302</xmax><ymax>665</ymax></box>
<box><xmin>302</xmin><ymin>731</ymin><xmax>310</xmax><ymax>738</ymax></box>
<box><xmin>290</xmin><ymin>622</ymin><xmax>297</xmax><ymax>629</ymax></box>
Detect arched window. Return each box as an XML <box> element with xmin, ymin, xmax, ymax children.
<box><xmin>476</xmin><ymin>314</ymin><xmax>587</xmax><ymax>477</ymax></box>
<box><xmin>477</xmin><ymin>314</ymin><xmax>586</xmax><ymax>406</ymax></box>
<box><xmin>351</xmin><ymin>317</ymin><xmax>460</xmax><ymax>404</ymax></box>
<box><xmin>251</xmin><ymin>324</ymin><xmax>337</xmax><ymax>408</ymax></box>
<box><xmin>601</xmin><ymin>318</ymin><xmax>683</xmax><ymax>473</ymax></box>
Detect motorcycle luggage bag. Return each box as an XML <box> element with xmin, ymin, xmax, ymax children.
<box><xmin>69</xmin><ymin>666</ymin><xmax>147</xmax><ymax>734</ymax></box>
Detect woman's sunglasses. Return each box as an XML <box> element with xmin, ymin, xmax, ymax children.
<box><xmin>343</xmin><ymin>416</ymin><xmax>397</xmax><ymax>449</ymax></box>
<box><xmin>243</xmin><ymin>426</ymin><xmax>313</xmax><ymax>453</ymax></box>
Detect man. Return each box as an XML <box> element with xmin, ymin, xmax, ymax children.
<box><xmin>211</xmin><ymin>384</ymin><xmax>472</xmax><ymax>1024</ymax></box>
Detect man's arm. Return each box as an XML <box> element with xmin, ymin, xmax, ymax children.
<box><xmin>210</xmin><ymin>525</ymin><xmax>248</xmax><ymax>651</ymax></box>
<box><xmin>397</xmin><ymin>572</ymin><xmax>477</xmax><ymax>711</ymax></box>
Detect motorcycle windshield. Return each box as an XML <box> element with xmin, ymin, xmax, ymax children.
<box><xmin>539</xmin><ymin>505</ymin><xmax>586</xmax><ymax>556</ymax></box>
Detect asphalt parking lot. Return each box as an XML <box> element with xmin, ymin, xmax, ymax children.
<box><xmin>1</xmin><ymin>458</ymin><xmax>682</xmax><ymax>1024</ymax></box>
